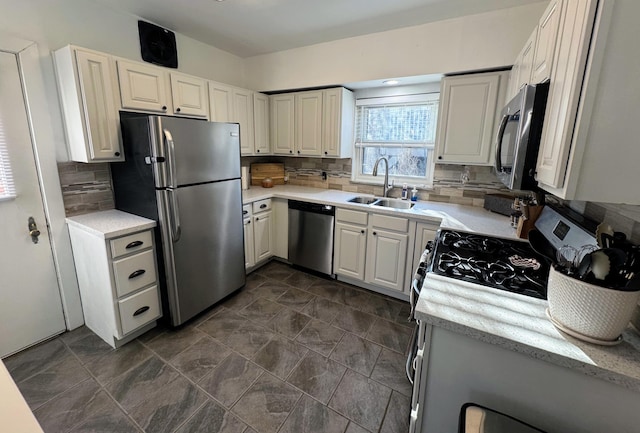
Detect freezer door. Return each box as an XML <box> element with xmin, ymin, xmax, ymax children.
<box><xmin>151</xmin><ymin>116</ymin><xmax>241</xmax><ymax>187</ymax></box>
<box><xmin>158</xmin><ymin>180</ymin><xmax>245</xmax><ymax>325</ymax></box>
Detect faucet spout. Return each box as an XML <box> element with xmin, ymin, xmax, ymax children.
<box><xmin>372</xmin><ymin>157</ymin><xmax>392</xmax><ymax>197</ymax></box>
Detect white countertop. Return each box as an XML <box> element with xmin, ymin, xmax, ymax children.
<box><xmin>0</xmin><ymin>361</ymin><xmax>43</xmax><ymax>433</ymax></box>
<box><xmin>415</xmin><ymin>273</ymin><xmax>640</xmax><ymax>392</ymax></box>
<box><xmin>242</xmin><ymin>185</ymin><xmax>516</xmax><ymax>239</ymax></box>
<box><xmin>66</xmin><ymin>210</ymin><xmax>156</xmax><ymax>239</ymax></box>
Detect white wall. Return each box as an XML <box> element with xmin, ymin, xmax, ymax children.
<box><xmin>0</xmin><ymin>0</ymin><xmax>246</xmax><ymax>162</ymax></box>
<box><xmin>244</xmin><ymin>2</ymin><xmax>548</xmax><ymax>92</ymax></box>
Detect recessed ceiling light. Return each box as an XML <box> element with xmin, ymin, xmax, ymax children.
<box><xmin>383</xmin><ymin>80</ymin><xmax>399</xmax><ymax>85</ymax></box>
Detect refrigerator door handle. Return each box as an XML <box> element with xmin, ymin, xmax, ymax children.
<box><xmin>163</xmin><ymin>128</ymin><xmax>177</xmax><ymax>188</ymax></box>
<box><xmin>168</xmin><ymin>189</ymin><xmax>182</xmax><ymax>242</ymax></box>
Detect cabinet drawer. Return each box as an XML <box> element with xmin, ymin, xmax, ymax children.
<box><xmin>336</xmin><ymin>208</ymin><xmax>368</xmax><ymax>226</ymax></box>
<box><xmin>112</xmin><ymin>249</ymin><xmax>157</xmax><ymax>298</ymax></box>
<box><xmin>371</xmin><ymin>214</ymin><xmax>409</xmax><ymax>232</ymax></box>
<box><xmin>118</xmin><ymin>285</ymin><xmax>161</xmax><ymax>335</ymax></box>
<box><xmin>110</xmin><ymin>230</ymin><xmax>153</xmax><ymax>259</ymax></box>
<box><xmin>253</xmin><ymin>199</ymin><xmax>272</xmax><ymax>213</ymax></box>
<box><xmin>242</xmin><ymin>204</ymin><xmax>253</xmax><ymax>217</ymax></box>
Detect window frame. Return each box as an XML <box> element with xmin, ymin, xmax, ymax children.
<box><xmin>351</xmin><ymin>93</ymin><xmax>439</xmax><ymax>189</ymax></box>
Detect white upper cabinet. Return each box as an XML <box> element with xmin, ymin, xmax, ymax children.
<box><xmin>54</xmin><ymin>45</ymin><xmax>123</xmax><ymax>162</ymax></box>
<box><xmin>169</xmin><ymin>72</ymin><xmax>208</xmax><ymax>118</ymax></box>
<box><xmin>270</xmin><ymin>87</ymin><xmax>354</xmax><ymax>158</ymax></box>
<box><xmin>233</xmin><ymin>88</ymin><xmax>255</xmax><ymax>155</ymax></box>
<box><xmin>533</xmin><ymin>0</ymin><xmax>640</xmax><ymax>203</ymax></box>
<box><xmin>116</xmin><ymin>59</ymin><xmax>171</xmax><ymax>113</ymax></box>
<box><xmin>531</xmin><ymin>0</ymin><xmax>562</xmax><ymax>84</ymax></box>
<box><xmin>513</xmin><ymin>28</ymin><xmax>538</xmax><ymax>97</ymax></box>
<box><xmin>271</xmin><ymin>94</ymin><xmax>296</xmax><ymax>155</ymax></box>
<box><xmin>295</xmin><ymin>90</ymin><xmax>323</xmax><ymax>156</ymax></box>
<box><xmin>253</xmin><ymin>93</ymin><xmax>270</xmax><ymax>155</ymax></box>
<box><xmin>435</xmin><ymin>71</ymin><xmax>508</xmax><ymax>165</ymax></box>
<box><xmin>322</xmin><ymin>88</ymin><xmax>354</xmax><ymax>158</ymax></box>
<box><xmin>209</xmin><ymin>81</ymin><xmax>234</xmax><ymax>122</ymax></box>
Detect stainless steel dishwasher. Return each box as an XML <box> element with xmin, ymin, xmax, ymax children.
<box><xmin>288</xmin><ymin>200</ymin><xmax>335</xmax><ymax>275</ymax></box>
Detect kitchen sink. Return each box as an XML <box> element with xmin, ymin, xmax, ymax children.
<box><xmin>348</xmin><ymin>196</ymin><xmax>378</xmax><ymax>205</ymax></box>
<box><xmin>372</xmin><ymin>198</ymin><xmax>415</xmax><ymax>209</ymax></box>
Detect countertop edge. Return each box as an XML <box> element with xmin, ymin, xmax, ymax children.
<box><xmin>66</xmin><ymin>210</ymin><xmax>157</xmax><ymax>239</ymax></box>
<box><xmin>416</xmin><ymin>311</ymin><xmax>640</xmax><ymax>392</ymax></box>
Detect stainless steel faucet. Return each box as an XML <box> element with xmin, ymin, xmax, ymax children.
<box><xmin>372</xmin><ymin>157</ymin><xmax>393</xmax><ymax>197</ymax></box>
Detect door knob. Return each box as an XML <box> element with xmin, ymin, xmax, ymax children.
<box><xmin>28</xmin><ymin>217</ymin><xmax>41</xmax><ymax>244</ymax></box>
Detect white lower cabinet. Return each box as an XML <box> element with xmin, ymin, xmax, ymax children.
<box><xmin>243</xmin><ymin>204</ymin><xmax>256</xmax><ymax>269</ymax></box>
<box><xmin>334</xmin><ymin>222</ymin><xmax>367</xmax><ymax>280</ymax></box>
<box><xmin>66</xmin><ymin>212</ymin><xmax>161</xmax><ymax>348</ymax></box>
<box><xmin>254</xmin><ymin>210</ymin><xmax>273</xmax><ymax>263</ymax></box>
<box><xmin>334</xmin><ymin>208</ymin><xmax>419</xmax><ymax>297</ymax></box>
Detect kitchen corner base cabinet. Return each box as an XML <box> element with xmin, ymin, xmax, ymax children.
<box><xmin>66</xmin><ymin>210</ymin><xmax>161</xmax><ymax>348</ymax></box>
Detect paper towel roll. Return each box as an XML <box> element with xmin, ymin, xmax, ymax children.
<box><xmin>241</xmin><ymin>166</ymin><xmax>250</xmax><ymax>190</ymax></box>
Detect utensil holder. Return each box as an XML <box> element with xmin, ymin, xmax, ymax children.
<box><xmin>547</xmin><ymin>267</ymin><xmax>640</xmax><ymax>343</ymax></box>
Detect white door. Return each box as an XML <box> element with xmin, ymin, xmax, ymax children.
<box><xmin>0</xmin><ymin>51</ymin><xmax>66</xmax><ymax>357</ymax></box>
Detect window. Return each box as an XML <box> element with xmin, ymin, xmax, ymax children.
<box><xmin>352</xmin><ymin>93</ymin><xmax>439</xmax><ymax>187</ymax></box>
<box><xmin>0</xmin><ymin>117</ymin><xmax>16</xmax><ymax>201</ymax></box>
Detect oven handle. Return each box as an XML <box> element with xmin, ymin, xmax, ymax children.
<box><xmin>494</xmin><ymin>114</ymin><xmax>509</xmax><ymax>173</ymax></box>
<box><xmin>406</xmin><ymin>327</ymin><xmax>420</xmax><ymax>383</ymax></box>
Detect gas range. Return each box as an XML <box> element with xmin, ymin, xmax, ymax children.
<box><xmin>429</xmin><ymin>229</ymin><xmax>550</xmax><ymax>299</ymax></box>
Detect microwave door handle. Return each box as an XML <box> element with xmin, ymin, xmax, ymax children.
<box><xmin>163</xmin><ymin>129</ymin><xmax>177</xmax><ymax>188</ymax></box>
<box><xmin>495</xmin><ymin>114</ymin><xmax>509</xmax><ymax>173</ymax></box>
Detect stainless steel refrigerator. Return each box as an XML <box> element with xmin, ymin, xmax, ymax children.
<box><xmin>111</xmin><ymin>115</ymin><xmax>246</xmax><ymax>326</ymax></box>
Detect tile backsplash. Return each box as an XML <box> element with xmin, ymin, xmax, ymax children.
<box><xmin>241</xmin><ymin>156</ymin><xmax>511</xmax><ymax>207</ymax></box>
<box><xmin>58</xmin><ymin>162</ymin><xmax>115</xmax><ymax>216</ymax></box>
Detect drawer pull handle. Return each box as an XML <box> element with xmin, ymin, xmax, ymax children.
<box><xmin>243</xmin><ymin>210</ymin><xmax>248</xmax><ymax>215</ymax></box>
<box><xmin>260</xmin><ymin>204</ymin><xmax>267</xmax><ymax>209</ymax></box>
<box><xmin>128</xmin><ymin>269</ymin><xmax>146</xmax><ymax>279</ymax></box>
<box><xmin>126</xmin><ymin>240</ymin><xmax>144</xmax><ymax>249</ymax></box>
<box><xmin>133</xmin><ymin>306</ymin><xmax>150</xmax><ymax>317</ymax></box>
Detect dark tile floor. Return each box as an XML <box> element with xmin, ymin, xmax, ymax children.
<box><xmin>5</xmin><ymin>261</ymin><xmax>414</xmax><ymax>433</ymax></box>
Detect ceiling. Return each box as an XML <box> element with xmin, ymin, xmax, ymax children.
<box><xmin>94</xmin><ymin>0</ymin><xmax>545</xmax><ymax>58</ymax></box>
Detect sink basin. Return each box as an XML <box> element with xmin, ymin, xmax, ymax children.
<box><xmin>348</xmin><ymin>196</ymin><xmax>378</xmax><ymax>205</ymax></box>
<box><xmin>372</xmin><ymin>198</ymin><xmax>415</xmax><ymax>210</ymax></box>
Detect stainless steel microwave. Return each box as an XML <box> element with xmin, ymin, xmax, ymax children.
<box><xmin>495</xmin><ymin>82</ymin><xmax>549</xmax><ymax>190</ymax></box>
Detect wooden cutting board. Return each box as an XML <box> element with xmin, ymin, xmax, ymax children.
<box><xmin>251</xmin><ymin>163</ymin><xmax>285</xmax><ymax>186</ymax></box>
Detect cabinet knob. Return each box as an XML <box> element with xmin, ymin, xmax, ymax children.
<box><xmin>289</xmin><ymin>150</ymin><xmax>293</xmax><ymax>154</ymax></box>
<box><xmin>256</xmin><ymin>149</ymin><xmax>260</xmax><ymax>153</ymax></box>
<box><xmin>324</xmin><ymin>151</ymin><xmax>328</xmax><ymax>155</ymax></box>
<box><xmin>373</xmin><ymin>231</ymin><xmax>377</xmax><ymax>236</ymax></box>
<box><xmin>176</xmin><ymin>107</ymin><xmax>181</xmax><ymax>113</ymax></box>
<box><xmin>361</xmin><ymin>230</ymin><xmax>365</xmax><ymax>234</ymax></box>
<box><xmin>438</xmin><ymin>156</ymin><xmax>442</xmax><ymax>160</ymax></box>
<box><xmin>162</xmin><ymin>106</ymin><xmax>167</xmax><ymax>111</ymax></box>
<box><xmin>297</xmin><ymin>150</ymin><xmax>301</xmax><ymax>154</ymax></box>
<box><xmin>115</xmin><ymin>152</ymin><xmax>121</xmax><ymax>157</ymax></box>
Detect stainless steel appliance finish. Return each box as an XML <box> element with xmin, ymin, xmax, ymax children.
<box><xmin>112</xmin><ymin>115</ymin><xmax>245</xmax><ymax>326</ymax></box>
<box><xmin>288</xmin><ymin>200</ymin><xmax>335</xmax><ymax>276</ymax></box>
<box><xmin>495</xmin><ymin>82</ymin><xmax>549</xmax><ymax>190</ymax></box>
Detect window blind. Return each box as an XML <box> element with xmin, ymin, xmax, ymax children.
<box><xmin>0</xmin><ymin>118</ymin><xmax>16</xmax><ymax>201</ymax></box>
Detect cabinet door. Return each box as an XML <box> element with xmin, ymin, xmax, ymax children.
<box><xmin>233</xmin><ymin>88</ymin><xmax>255</xmax><ymax>155</ymax></box>
<box><xmin>253</xmin><ymin>211</ymin><xmax>273</xmax><ymax>263</ymax></box>
<box><xmin>73</xmin><ymin>49</ymin><xmax>122</xmax><ymax>161</ymax></box>
<box><xmin>253</xmin><ymin>93</ymin><xmax>270</xmax><ymax>155</ymax></box>
<box><xmin>536</xmin><ymin>0</ymin><xmax>595</xmax><ymax>190</ymax></box>
<box><xmin>116</xmin><ymin>60</ymin><xmax>170</xmax><ymax>113</ymax></box>
<box><xmin>243</xmin><ymin>217</ymin><xmax>255</xmax><ymax>269</ymax></box>
<box><xmin>209</xmin><ymin>81</ymin><xmax>234</xmax><ymax>122</ymax></box>
<box><xmin>516</xmin><ymin>28</ymin><xmax>538</xmax><ymax>91</ymax></box>
<box><xmin>531</xmin><ymin>0</ymin><xmax>562</xmax><ymax>84</ymax></box>
<box><xmin>365</xmin><ymin>229</ymin><xmax>408</xmax><ymax>292</ymax></box>
<box><xmin>507</xmin><ymin>56</ymin><xmax>521</xmax><ymax>101</ymax></box>
<box><xmin>270</xmin><ymin>94</ymin><xmax>295</xmax><ymax>155</ymax></box>
<box><xmin>170</xmin><ymin>72</ymin><xmax>208</xmax><ymax>118</ymax></box>
<box><xmin>334</xmin><ymin>222</ymin><xmax>367</xmax><ymax>280</ymax></box>
<box><xmin>322</xmin><ymin>88</ymin><xmax>342</xmax><ymax>157</ymax></box>
<box><xmin>435</xmin><ymin>72</ymin><xmax>502</xmax><ymax>165</ymax></box>
<box><xmin>295</xmin><ymin>90</ymin><xmax>323</xmax><ymax>156</ymax></box>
